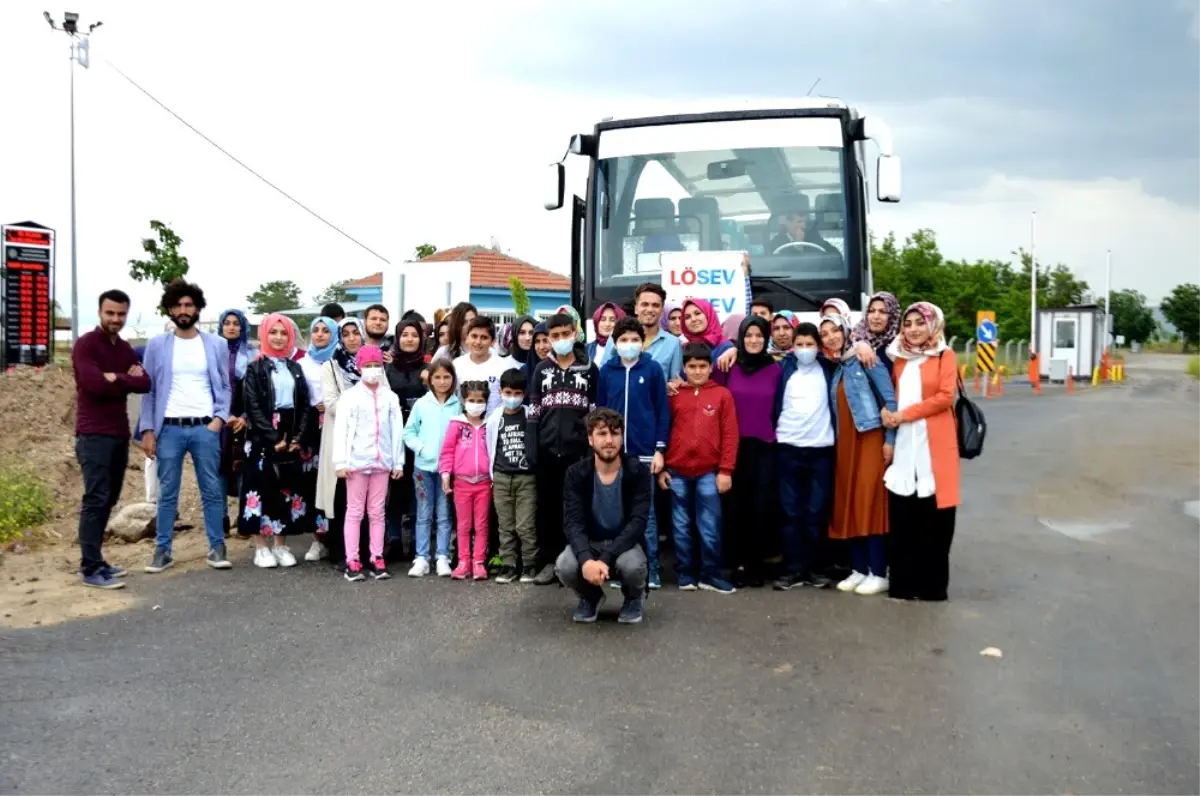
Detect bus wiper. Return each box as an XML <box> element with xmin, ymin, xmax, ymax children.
<box><xmin>748</xmin><ymin>276</ymin><xmax>823</xmax><ymax>310</ymax></box>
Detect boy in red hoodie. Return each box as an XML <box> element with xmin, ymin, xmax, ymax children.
<box><xmin>660</xmin><ymin>342</ymin><xmax>740</xmax><ymax>593</ymax></box>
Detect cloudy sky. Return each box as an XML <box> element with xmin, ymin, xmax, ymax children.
<box><xmin>1</xmin><ymin>0</ymin><xmax>1196</xmax><ymax>334</ymax></box>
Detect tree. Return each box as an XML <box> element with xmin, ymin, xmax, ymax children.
<box><xmin>246</xmin><ymin>280</ymin><xmax>302</xmax><ymax>314</ymax></box>
<box><xmin>128</xmin><ymin>220</ymin><xmax>190</xmax><ymax>288</ymax></box>
<box><xmin>509</xmin><ymin>277</ymin><xmax>531</xmax><ymax>316</ymax></box>
<box><xmin>313</xmin><ymin>281</ymin><xmax>350</xmax><ymax>306</ymax></box>
<box><xmin>414</xmin><ymin>243</ymin><xmax>436</xmax><ymax>260</ymax></box>
<box><xmin>1160</xmin><ymin>283</ymin><xmax>1200</xmax><ymax>350</ymax></box>
<box><xmin>1103</xmin><ymin>289</ymin><xmax>1158</xmax><ymax>344</ymax></box>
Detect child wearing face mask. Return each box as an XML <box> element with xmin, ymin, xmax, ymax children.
<box><xmin>485</xmin><ymin>368</ymin><xmax>538</xmax><ymax>583</ymax></box>
<box><xmin>332</xmin><ymin>345</ymin><xmax>406</xmax><ymax>582</ymax></box>
<box><xmin>438</xmin><ymin>380</ymin><xmax>493</xmax><ymax>580</ymax></box>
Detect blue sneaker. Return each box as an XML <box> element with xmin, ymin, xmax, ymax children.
<box><xmin>617</xmin><ymin>596</ymin><xmax>644</xmax><ymax>624</ymax></box>
<box><xmin>648</xmin><ymin>571</ymin><xmax>662</xmax><ymax>590</ymax></box>
<box><xmin>678</xmin><ymin>574</ymin><xmax>698</xmax><ymax>591</ymax></box>
<box><xmin>700</xmin><ymin>577</ymin><xmax>737</xmax><ymax>594</ymax></box>
<box><xmin>572</xmin><ymin>593</ymin><xmax>605</xmax><ymax>623</ymax></box>
<box><xmin>81</xmin><ymin>570</ymin><xmax>125</xmax><ymax>590</ymax></box>
<box><xmin>100</xmin><ymin>563</ymin><xmax>126</xmax><ymax>579</ymax></box>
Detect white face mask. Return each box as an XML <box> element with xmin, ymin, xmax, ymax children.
<box><xmin>361</xmin><ymin>367</ymin><xmax>383</xmax><ymax>385</ymax></box>
<box><xmin>795</xmin><ymin>349</ymin><xmax>818</xmax><ymax>366</ymax></box>
<box><xmin>616</xmin><ymin>341</ymin><xmax>642</xmax><ymax>362</ymax></box>
<box><xmin>501</xmin><ymin>395</ymin><xmax>523</xmax><ymax>411</ymax></box>
<box><xmin>465</xmin><ymin>401</ymin><xmax>486</xmax><ymax>417</ymax></box>
<box><xmin>551</xmin><ymin>338</ymin><xmax>575</xmax><ymax>357</ymax></box>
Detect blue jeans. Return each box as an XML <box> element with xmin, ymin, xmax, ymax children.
<box><xmin>413</xmin><ymin>469</ymin><xmax>451</xmax><ymax>559</ymax></box>
<box><xmin>668</xmin><ymin>470</ymin><xmax>723</xmax><ymax>582</ymax></box>
<box><xmin>639</xmin><ymin>457</ymin><xmax>660</xmax><ymax>577</ymax></box>
<box><xmin>155</xmin><ymin>423</ymin><xmax>226</xmax><ymax>553</ymax></box>
<box><xmin>850</xmin><ymin>536</ymin><xmax>887</xmax><ymax>577</ymax></box>
<box><xmin>777</xmin><ymin>444</ymin><xmax>835</xmax><ymax>578</ymax></box>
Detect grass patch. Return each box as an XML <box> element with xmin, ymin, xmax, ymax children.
<box><xmin>1187</xmin><ymin>356</ymin><xmax>1199</xmax><ymax>380</ymax></box>
<box><xmin>0</xmin><ymin>460</ymin><xmax>54</xmax><ymax>545</ymax></box>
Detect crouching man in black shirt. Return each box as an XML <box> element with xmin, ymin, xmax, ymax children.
<box><xmin>556</xmin><ymin>408</ymin><xmax>651</xmax><ymax>624</ymax></box>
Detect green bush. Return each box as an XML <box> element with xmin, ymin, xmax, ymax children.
<box><xmin>0</xmin><ymin>462</ymin><xmax>53</xmax><ymax>545</ymax></box>
<box><xmin>1187</xmin><ymin>356</ymin><xmax>1199</xmax><ymax>380</ymax></box>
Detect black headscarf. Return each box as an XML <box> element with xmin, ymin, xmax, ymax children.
<box><xmin>333</xmin><ymin>317</ymin><xmax>364</xmax><ymax>385</ymax></box>
<box><xmin>390</xmin><ymin>319</ymin><xmax>427</xmax><ymax>371</ymax></box>
<box><xmin>736</xmin><ymin>315</ymin><xmax>775</xmax><ymax>376</ymax></box>
<box><xmin>509</xmin><ymin>315</ymin><xmax>536</xmax><ymax>365</ymax></box>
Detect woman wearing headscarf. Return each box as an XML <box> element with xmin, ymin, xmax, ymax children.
<box><xmin>720</xmin><ymin>315</ymin><xmax>782</xmax><ymax>587</ymax></box>
<box><xmin>554</xmin><ymin>304</ymin><xmax>587</xmax><ymax>343</ymax></box>
<box><xmin>218</xmin><ymin>309</ymin><xmax>253</xmax><ymax>535</ymax></box>
<box><xmin>508</xmin><ymin>315</ymin><xmax>537</xmax><ymax>368</ymax></box>
<box><xmin>383</xmin><ymin>318</ymin><xmax>429</xmax><ymax>560</ymax></box>
<box><xmin>298</xmin><ymin>316</ymin><xmax>338</xmax><ymax>562</ymax></box>
<box><xmin>525</xmin><ymin>320</ymin><xmax>550</xmax><ymax>381</ymax></box>
<box><xmin>239</xmin><ymin>313</ymin><xmax>312</xmax><ymax>568</ymax></box>
<box><xmin>587</xmin><ymin>302</ymin><xmax>625</xmax><ymax>365</ymax></box>
<box><xmin>720</xmin><ymin>312</ymin><xmax>745</xmax><ymax>344</ymax></box>
<box><xmin>850</xmin><ymin>291</ymin><xmax>901</xmax><ymax>370</ymax></box>
<box><xmin>679</xmin><ymin>298</ymin><xmax>733</xmax><ymax>362</ymax></box>
<box><xmin>820</xmin><ymin>297</ymin><xmax>852</xmax><ymax>320</ymax></box>
<box><xmin>315</xmin><ymin>317</ymin><xmax>366</xmax><ymax>566</ymax></box>
<box><xmin>660</xmin><ymin>303</ymin><xmax>683</xmax><ymax>338</ymax></box>
<box><xmin>821</xmin><ymin>312</ymin><xmax>898</xmax><ymax>596</ymax></box>
<box><xmin>881</xmin><ymin>301</ymin><xmax>959</xmax><ymax>601</ymax></box>
<box><xmin>434</xmin><ymin>301</ymin><xmax>479</xmax><ymax>361</ymax></box>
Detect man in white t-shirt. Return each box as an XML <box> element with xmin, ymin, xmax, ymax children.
<box><xmin>771</xmin><ymin>322</ymin><xmax>837</xmax><ymax>592</ymax></box>
<box><xmin>138</xmin><ymin>280</ymin><xmax>233</xmax><ymax>574</ymax></box>
<box><xmin>452</xmin><ymin>317</ymin><xmax>517</xmax><ymax>415</ymax></box>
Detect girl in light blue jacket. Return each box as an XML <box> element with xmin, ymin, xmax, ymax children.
<box><xmin>402</xmin><ymin>360</ymin><xmax>461</xmax><ymax>577</ymax></box>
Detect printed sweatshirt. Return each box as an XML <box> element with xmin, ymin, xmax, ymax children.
<box><xmin>528</xmin><ymin>345</ymin><xmax>599</xmax><ymax>459</ymax></box>
<box><xmin>332</xmin><ymin>383</ymin><xmax>405</xmax><ymax>473</ymax></box>
<box><xmin>437</xmin><ymin>416</ymin><xmax>491</xmax><ymax>483</ymax></box>
<box><xmin>665</xmin><ymin>380</ymin><xmax>740</xmax><ymax>478</ymax></box>
<box><xmin>596</xmin><ymin>352</ymin><xmax>669</xmax><ymax>458</ymax></box>
<box><xmin>403</xmin><ymin>391</ymin><xmax>462</xmax><ymax>473</ymax></box>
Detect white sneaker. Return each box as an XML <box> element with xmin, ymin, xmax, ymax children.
<box><xmin>254</xmin><ymin>547</ymin><xmax>278</xmax><ymax>568</ymax></box>
<box><xmin>304</xmin><ymin>539</ymin><xmax>328</xmax><ymax>562</ymax></box>
<box><xmin>408</xmin><ymin>558</ymin><xmax>430</xmax><ymax>578</ymax></box>
<box><xmin>854</xmin><ymin>574</ymin><xmax>889</xmax><ymax>596</ymax></box>
<box><xmin>435</xmin><ymin>556</ymin><xmax>452</xmax><ymax>577</ymax></box>
<box><xmin>837</xmin><ymin>571</ymin><xmax>867</xmax><ymax>592</ymax></box>
<box><xmin>272</xmin><ymin>546</ymin><xmax>298</xmax><ymax>568</ymax></box>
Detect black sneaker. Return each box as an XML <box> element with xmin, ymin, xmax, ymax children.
<box><xmin>532</xmin><ymin>564</ymin><xmax>558</xmax><ymax>586</ymax></box>
<box><xmin>772</xmin><ymin>572</ymin><xmax>808</xmax><ymax>591</ymax></box>
<box><xmin>494</xmin><ymin>566</ymin><xmax>518</xmax><ymax>584</ymax></box>
<box><xmin>572</xmin><ymin>593</ymin><xmax>605</xmax><ymax>623</ymax></box>
<box><xmin>808</xmin><ymin>571</ymin><xmax>833</xmax><ymax>589</ymax></box>
<box><xmin>617</xmin><ymin>596</ymin><xmax>644</xmax><ymax>624</ymax></box>
<box><xmin>370</xmin><ymin>557</ymin><xmax>391</xmax><ymax>581</ymax></box>
<box><xmin>207</xmin><ymin>544</ymin><xmax>232</xmax><ymax>569</ymax></box>
<box><xmin>144</xmin><ymin>548</ymin><xmax>174</xmax><ymax>574</ymax></box>
<box><xmin>518</xmin><ymin>565</ymin><xmax>537</xmax><ymax>584</ymax></box>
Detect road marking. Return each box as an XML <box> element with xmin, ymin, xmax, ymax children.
<box><xmin>1038</xmin><ymin>518</ymin><xmax>1131</xmax><ymax>540</ymax></box>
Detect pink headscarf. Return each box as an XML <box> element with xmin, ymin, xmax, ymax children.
<box><xmin>721</xmin><ymin>312</ymin><xmax>746</xmax><ymax>342</ymax></box>
<box><xmin>257</xmin><ymin>313</ymin><xmax>296</xmax><ymax>359</ymax></box>
<box><xmin>591</xmin><ymin>302</ymin><xmax>626</xmax><ymax>346</ymax></box>
<box><xmin>355</xmin><ymin>344</ymin><xmax>384</xmax><ymax>369</ymax></box>
<box><xmin>820</xmin><ymin>298</ymin><xmax>851</xmax><ymax>319</ymax></box>
<box><xmin>889</xmin><ymin>301</ymin><xmax>947</xmax><ymax>360</ymax></box>
<box><xmin>681</xmin><ymin>298</ymin><xmax>725</xmax><ymax>347</ymax></box>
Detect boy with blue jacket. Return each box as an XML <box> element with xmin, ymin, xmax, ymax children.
<box><xmin>597</xmin><ymin>316</ymin><xmax>670</xmax><ymax>588</ymax></box>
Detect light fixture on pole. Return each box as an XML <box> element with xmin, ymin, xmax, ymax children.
<box><xmin>43</xmin><ymin>11</ymin><xmax>102</xmax><ymax>346</ymax></box>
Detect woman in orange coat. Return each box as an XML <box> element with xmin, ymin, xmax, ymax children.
<box><xmin>881</xmin><ymin>302</ymin><xmax>960</xmax><ymax>601</ymax></box>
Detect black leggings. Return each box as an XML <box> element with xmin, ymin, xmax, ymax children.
<box><xmin>887</xmin><ymin>492</ymin><xmax>956</xmax><ymax>601</ymax></box>
<box><xmin>728</xmin><ymin>438</ymin><xmax>776</xmax><ymax>577</ymax></box>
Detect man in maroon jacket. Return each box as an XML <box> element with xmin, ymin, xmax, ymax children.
<box><xmin>72</xmin><ymin>289</ymin><xmax>151</xmax><ymax>589</ymax></box>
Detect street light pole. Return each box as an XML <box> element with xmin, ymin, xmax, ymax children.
<box><xmin>1104</xmin><ymin>248</ymin><xmax>1112</xmax><ymax>349</ymax></box>
<box><xmin>1029</xmin><ymin>210</ymin><xmax>1037</xmax><ymax>355</ymax></box>
<box><xmin>43</xmin><ymin>11</ymin><xmax>101</xmax><ymax>346</ymax></box>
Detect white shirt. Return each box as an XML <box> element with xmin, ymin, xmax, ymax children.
<box><xmin>164</xmin><ymin>334</ymin><xmax>214</xmax><ymax>418</ymax></box>
<box><xmin>452</xmin><ymin>352</ymin><xmax>519</xmax><ymax>415</ymax></box>
<box><xmin>776</xmin><ymin>362</ymin><xmax>834</xmax><ymax>448</ymax></box>
<box><xmin>884</xmin><ymin>357</ymin><xmax>936</xmax><ymax>497</ymax></box>
<box><xmin>298</xmin><ymin>355</ymin><xmax>325</xmax><ymax>407</ymax></box>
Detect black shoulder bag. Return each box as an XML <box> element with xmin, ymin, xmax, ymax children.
<box><xmin>948</xmin><ymin>352</ymin><xmax>986</xmax><ymax>460</ymax></box>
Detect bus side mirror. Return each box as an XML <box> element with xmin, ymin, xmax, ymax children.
<box><xmin>876</xmin><ymin>155</ymin><xmax>901</xmax><ymax>203</ymax></box>
<box><xmin>544</xmin><ymin>162</ymin><xmax>565</xmax><ymax>211</ymax></box>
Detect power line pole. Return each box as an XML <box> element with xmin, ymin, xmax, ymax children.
<box><xmin>43</xmin><ymin>11</ymin><xmax>101</xmax><ymax>345</ymax></box>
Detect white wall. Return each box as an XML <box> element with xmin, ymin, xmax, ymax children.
<box><xmin>380</xmin><ymin>261</ymin><xmax>471</xmax><ymax>323</ymax></box>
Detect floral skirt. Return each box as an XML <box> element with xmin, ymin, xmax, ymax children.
<box><xmin>237</xmin><ymin>407</ymin><xmax>327</xmax><ymax>537</ymax></box>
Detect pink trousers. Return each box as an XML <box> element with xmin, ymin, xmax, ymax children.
<box><xmin>453</xmin><ymin>479</ymin><xmax>492</xmax><ymax>565</ymax></box>
<box><xmin>343</xmin><ymin>470</ymin><xmax>388</xmax><ymax>564</ymax></box>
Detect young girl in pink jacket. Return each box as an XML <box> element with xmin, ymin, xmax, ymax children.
<box><xmin>438</xmin><ymin>380</ymin><xmax>492</xmax><ymax>580</ymax></box>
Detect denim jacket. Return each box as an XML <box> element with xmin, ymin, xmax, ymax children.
<box><xmin>830</xmin><ymin>356</ymin><xmax>897</xmax><ymax>446</ymax></box>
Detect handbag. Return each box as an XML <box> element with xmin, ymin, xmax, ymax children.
<box><xmin>143</xmin><ymin>456</ymin><xmax>158</xmax><ymax>503</ymax></box>
<box><xmin>952</xmin><ymin>366</ymin><xmax>986</xmax><ymax>459</ymax></box>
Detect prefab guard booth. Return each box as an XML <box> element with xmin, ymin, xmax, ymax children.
<box><xmin>1036</xmin><ymin>304</ymin><xmax>1106</xmax><ymax>382</ymax></box>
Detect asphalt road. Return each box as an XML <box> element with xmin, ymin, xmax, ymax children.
<box><xmin>3</xmin><ymin>357</ymin><xmax>1198</xmax><ymax>795</ymax></box>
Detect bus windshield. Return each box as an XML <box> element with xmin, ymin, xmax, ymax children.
<box><xmin>591</xmin><ymin>133</ymin><xmax>852</xmax><ymax>300</ymax></box>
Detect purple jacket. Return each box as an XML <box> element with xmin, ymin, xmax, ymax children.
<box><xmin>138</xmin><ymin>331</ymin><xmax>232</xmax><ymax>437</ymax></box>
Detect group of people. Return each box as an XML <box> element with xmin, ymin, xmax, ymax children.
<box><xmin>72</xmin><ymin>275</ymin><xmax>962</xmax><ymax>624</ymax></box>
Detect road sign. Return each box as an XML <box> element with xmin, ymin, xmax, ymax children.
<box><xmin>976</xmin><ymin>342</ymin><xmax>996</xmax><ymax>373</ymax></box>
<box><xmin>975</xmin><ymin>309</ymin><xmax>998</xmax><ymax>344</ymax></box>
<box><xmin>1</xmin><ymin>222</ymin><xmax>55</xmax><ymax>369</ymax></box>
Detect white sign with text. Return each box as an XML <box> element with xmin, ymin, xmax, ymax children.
<box><xmin>659</xmin><ymin>251</ymin><xmax>747</xmax><ymax>322</ymax></box>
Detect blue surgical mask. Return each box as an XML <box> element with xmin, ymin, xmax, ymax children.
<box><xmin>795</xmin><ymin>348</ymin><xmax>818</xmax><ymax>365</ymax></box>
<box><xmin>551</xmin><ymin>338</ymin><xmax>575</xmax><ymax>357</ymax></box>
<box><xmin>501</xmin><ymin>395</ymin><xmax>523</xmax><ymax>411</ymax></box>
<box><xmin>616</xmin><ymin>342</ymin><xmax>641</xmax><ymax>361</ymax></box>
